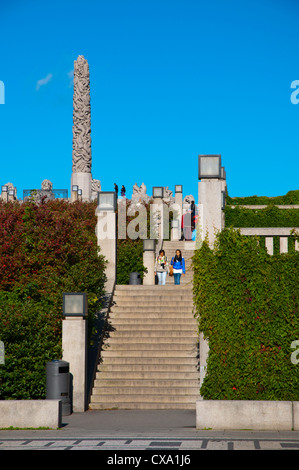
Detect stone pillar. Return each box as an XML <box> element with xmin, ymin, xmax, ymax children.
<box><xmin>95</xmin><ymin>209</ymin><xmax>117</xmax><ymax>284</ymax></box>
<box><xmin>265</xmin><ymin>237</ymin><xmax>274</xmax><ymax>255</ymax></box>
<box><xmin>197</xmin><ymin>160</ymin><xmax>226</xmax><ymax>395</ymax></box>
<box><xmin>1</xmin><ymin>186</ymin><xmax>8</xmax><ymax>202</ymax></box>
<box><xmin>151</xmin><ymin>199</ymin><xmax>164</xmax><ymax>240</ymax></box>
<box><xmin>171</xmin><ymin>219</ymin><xmax>180</xmax><ymax>241</ymax></box>
<box><xmin>174</xmin><ymin>186</ymin><xmax>183</xmax><ymax>220</ymax></box>
<box><xmin>198</xmin><ymin>179</ymin><xmax>224</xmax><ymax>248</ymax></box>
<box><xmin>62</xmin><ymin>316</ymin><xmax>87</xmax><ymax>412</ymax></box>
<box><xmin>143</xmin><ymin>250</ymin><xmax>155</xmax><ymax>285</ymax></box>
<box><xmin>280</xmin><ymin>237</ymin><xmax>288</xmax><ymax>254</ymax></box>
<box><xmin>71</xmin><ymin>55</ymin><xmax>92</xmax><ymax>201</ymax></box>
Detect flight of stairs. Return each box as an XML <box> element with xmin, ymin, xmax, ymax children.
<box><xmin>89</xmin><ymin>241</ymin><xmax>199</xmax><ymax>410</ymax></box>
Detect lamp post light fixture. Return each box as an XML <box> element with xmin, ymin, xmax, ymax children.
<box><xmin>152</xmin><ymin>187</ymin><xmax>164</xmax><ymax>199</ymax></box>
<box><xmin>198</xmin><ymin>154</ymin><xmax>222</xmax><ymax>179</ymax></box>
<box><xmin>143</xmin><ymin>239</ymin><xmax>156</xmax><ymax>252</ymax></box>
<box><xmin>63</xmin><ymin>293</ymin><xmax>88</xmax><ymax>318</ymax></box>
<box><xmin>77</xmin><ymin>189</ymin><xmax>82</xmax><ymax>196</ymax></box>
<box><xmin>1</xmin><ymin>185</ymin><xmax>8</xmax><ymax>193</ymax></box>
<box><xmin>175</xmin><ymin>185</ymin><xmax>183</xmax><ymax>193</ymax></box>
<box><xmin>97</xmin><ymin>191</ymin><xmax>117</xmax><ymax>211</ymax></box>
<box><xmin>72</xmin><ymin>185</ymin><xmax>79</xmax><ymax>192</ymax></box>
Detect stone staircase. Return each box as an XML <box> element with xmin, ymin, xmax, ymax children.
<box><xmin>89</xmin><ymin>240</ymin><xmax>199</xmax><ymax>410</ymax></box>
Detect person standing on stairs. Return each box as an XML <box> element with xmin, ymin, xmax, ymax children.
<box><xmin>170</xmin><ymin>249</ymin><xmax>185</xmax><ymax>285</ymax></box>
<box><xmin>154</xmin><ymin>249</ymin><xmax>168</xmax><ymax>285</ymax></box>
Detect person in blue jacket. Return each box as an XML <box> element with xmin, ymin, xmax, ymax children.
<box><xmin>171</xmin><ymin>249</ymin><xmax>185</xmax><ymax>285</ymax></box>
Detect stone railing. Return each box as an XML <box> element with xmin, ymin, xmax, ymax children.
<box><xmin>236</xmin><ymin>227</ymin><xmax>299</xmax><ymax>255</ymax></box>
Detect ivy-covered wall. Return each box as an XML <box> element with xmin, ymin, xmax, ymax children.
<box><xmin>225</xmin><ymin>205</ymin><xmax>299</xmax><ymax>228</ymax></box>
<box><xmin>226</xmin><ymin>190</ymin><xmax>299</xmax><ymax>206</ymax></box>
<box><xmin>0</xmin><ymin>199</ymin><xmax>106</xmax><ymax>399</ymax></box>
<box><xmin>192</xmin><ymin>228</ymin><xmax>299</xmax><ymax>400</ymax></box>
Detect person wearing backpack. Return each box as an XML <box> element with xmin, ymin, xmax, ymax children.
<box><xmin>170</xmin><ymin>249</ymin><xmax>185</xmax><ymax>285</ymax></box>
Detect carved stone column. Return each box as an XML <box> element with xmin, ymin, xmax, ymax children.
<box><xmin>71</xmin><ymin>55</ymin><xmax>92</xmax><ymax>201</ymax></box>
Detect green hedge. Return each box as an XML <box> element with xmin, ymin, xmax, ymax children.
<box><xmin>225</xmin><ymin>205</ymin><xmax>299</xmax><ymax>228</ymax></box>
<box><xmin>226</xmin><ymin>190</ymin><xmax>299</xmax><ymax>206</ymax></box>
<box><xmin>192</xmin><ymin>228</ymin><xmax>299</xmax><ymax>400</ymax></box>
<box><xmin>0</xmin><ymin>199</ymin><xmax>106</xmax><ymax>399</ymax></box>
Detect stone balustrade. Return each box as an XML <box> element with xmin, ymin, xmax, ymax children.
<box><xmin>236</xmin><ymin>227</ymin><xmax>299</xmax><ymax>255</ymax></box>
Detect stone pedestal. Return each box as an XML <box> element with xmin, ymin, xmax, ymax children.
<box><xmin>71</xmin><ymin>172</ymin><xmax>92</xmax><ymax>202</ymax></box>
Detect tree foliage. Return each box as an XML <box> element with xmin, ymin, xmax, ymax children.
<box><xmin>0</xmin><ymin>199</ymin><xmax>106</xmax><ymax>399</ymax></box>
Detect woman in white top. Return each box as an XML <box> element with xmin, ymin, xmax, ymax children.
<box><xmin>154</xmin><ymin>249</ymin><xmax>168</xmax><ymax>285</ymax></box>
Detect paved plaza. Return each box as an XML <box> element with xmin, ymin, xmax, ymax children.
<box><xmin>1</xmin><ymin>409</ymin><xmax>299</xmax><ymax>451</ymax></box>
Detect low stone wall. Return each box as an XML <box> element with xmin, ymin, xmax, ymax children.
<box><xmin>0</xmin><ymin>400</ymin><xmax>62</xmax><ymax>429</ymax></box>
<box><xmin>196</xmin><ymin>400</ymin><xmax>299</xmax><ymax>431</ymax></box>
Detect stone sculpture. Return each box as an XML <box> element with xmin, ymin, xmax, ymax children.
<box><xmin>91</xmin><ymin>179</ymin><xmax>101</xmax><ymax>201</ymax></box>
<box><xmin>72</xmin><ymin>55</ymin><xmax>92</xmax><ymax>173</ymax></box>
<box><xmin>41</xmin><ymin>179</ymin><xmax>53</xmax><ymax>191</ymax></box>
<box><xmin>163</xmin><ymin>186</ymin><xmax>173</xmax><ymax>202</ymax></box>
<box><xmin>131</xmin><ymin>182</ymin><xmax>149</xmax><ymax>203</ymax></box>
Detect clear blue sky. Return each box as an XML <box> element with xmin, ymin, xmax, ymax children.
<box><xmin>1</xmin><ymin>0</ymin><xmax>299</xmax><ymax>202</ymax></box>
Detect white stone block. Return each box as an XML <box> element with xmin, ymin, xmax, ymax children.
<box><xmin>0</xmin><ymin>400</ymin><xmax>62</xmax><ymax>429</ymax></box>
<box><xmin>196</xmin><ymin>400</ymin><xmax>293</xmax><ymax>430</ymax></box>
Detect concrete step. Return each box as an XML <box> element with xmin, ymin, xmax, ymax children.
<box><xmin>101</xmin><ymin>342</ymin><xmax>197</xmax><ymax>351</ymax></box>
<box><xmin>101</xmin><ymin>349</ymin><xmax>197</xmax><ymax>358</ymax></box>
<box><xmin>109</xmin><ymin>307</ymin><xmax>194</xmax><ymax>325</ymax></box>
<box><xmin>113</xmin><ymin>291</ymin><xmax>192</xmax><ymax>298</ymax></box>
<box><xmin>97</xmin><ymin>363</ymin><xmax>198</xmax><ymax>372</ymax></box>
<box><xmin>109</xmin><ymin>320</ymin><xmax>196</xmax><ymax>328</ymax></box>
<box><xmin>96</xmin><ymin>370</ymin><xmax>199</xmax><ymax>379</ymax></box>
<box><xmin>112</xmin><ymin>300</ymin><xmax>194</xmax><ymax>307</ymax></box>
<box><xmin>114</xmin><ymin>285</ymin><xmax>192</xmax><ymax>291</ymax></box>
<box><xmin>92</xmin><ymin>385</ymin><xmax>200</xmax><ymax>395</ymax></box>
<box><xmin>89</xmin><ymin>401</ymin><xmax>197</xmax><ymax>410</ymax></box>
<box><xmin>107</xmin><ymin>328</ymin><xmax>197</xmax><ymax>337</ymax></box>
<box><xmin>90</xmin><ymin>393</ymin><xmax>198</xmax><ymax>404</ymax></box>
<box><xmin>106</xmin><ymin>337</ymin><xmax>197</xmax><ymax>345</ymax></box>
<box><xmin>109</xmin><ymin>310</ymin><xmax>194</xmax><ymax>317</ymax></box>
<box><xmin>98</xmin><ymin>356</ymin><xmax>198</xmax><ymax>366</ymax></box>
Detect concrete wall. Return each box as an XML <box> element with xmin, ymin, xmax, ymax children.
<box><xmin>196</xmin><ymin>400</ymin><xmax>299</xmax><ymax>431</ymax></box>
<box><xmin>0</xmin><ymin>400</ymin><xmax>62</xmax><ymax>429</ymax></box>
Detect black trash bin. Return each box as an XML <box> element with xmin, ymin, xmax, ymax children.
<box><xmin>129</xmin><ymin>272</ymin><xmax>141</xmax><ymax>285</ymax></box>
<box><xmin>46</xmin><ymin>360</ymin><xmax>71</xmax><ymax>416</ymax></box>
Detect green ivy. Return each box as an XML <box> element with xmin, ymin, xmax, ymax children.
<box><xmin>226</xmin><ymin>190</ymin><xmax>299</xmax><ymax>206</ymax></box>
<box><xmin>225</xmin><ymin>205</ymin><xmax>299</xmax><ymax>228</ymax></box>
<box><xmin>0</xmin><ymin>199</ymin><xmax>106</xmax><ymax>400</ymax></box>
<box><xmin>192</xmin><ymin>228</ymin><xmax>299</xmax><ymax>400</ymax></box>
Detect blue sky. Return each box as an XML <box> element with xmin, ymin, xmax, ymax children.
<box><xmin>0</xmin><ymin>0</ymin><xmax>299</xmax><ymax>202</ymax></box>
